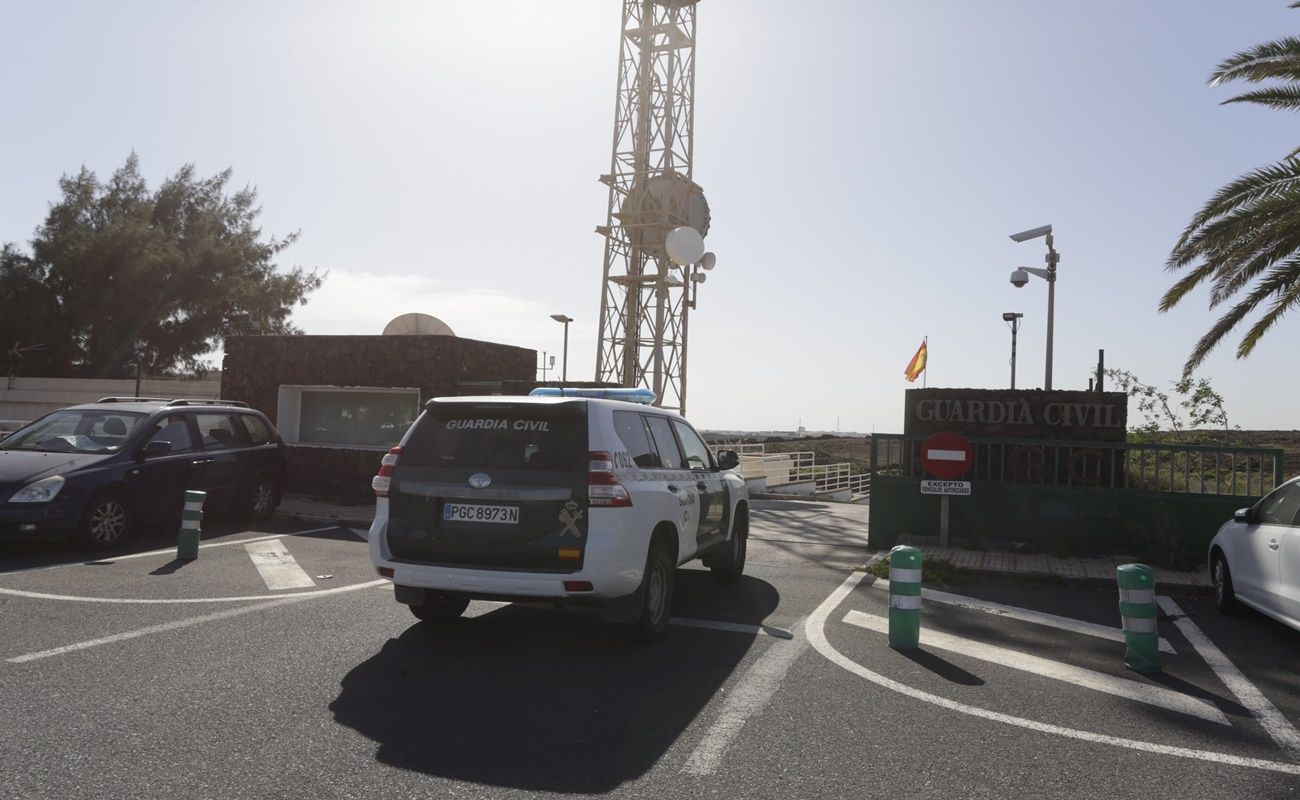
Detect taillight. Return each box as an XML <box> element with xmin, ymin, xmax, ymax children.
<box><xmin>372</xmin><ymin>446</ymin><xmax>403</xmax><ymax>497</ymax></box>
<box><xmin>588</xmin><ymin>451</ymin><xmax>632</xmax><ymax>507</ymax></box>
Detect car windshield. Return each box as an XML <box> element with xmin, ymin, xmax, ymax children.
<box><xmin>0</xmin><ymin>410</ymin><xmax>148</xmax><ymax>454</ymax></box>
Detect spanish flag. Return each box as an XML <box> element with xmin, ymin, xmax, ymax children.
<box><xmin>904</xmin><ymin>338</ymin><xmax>927</xmax><ymax>383</ymax></box>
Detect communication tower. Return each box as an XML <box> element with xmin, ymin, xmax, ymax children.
<box><xmin>594</xmin><ymin>0</ymin><xmax>713</xmax><ymax>414</ymax></box>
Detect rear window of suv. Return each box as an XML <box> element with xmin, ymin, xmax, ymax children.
<box><xmin>401</xmin><ymin>406</ymin><xmax>587</xmax><ymax>471</ymax></box>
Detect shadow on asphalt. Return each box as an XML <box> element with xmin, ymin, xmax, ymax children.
<box><xmin>147</xmin><ymin>558</ymin><xmax>192</xmax><ymax>576</ymax></box>
<box><xmin>330</xmin><ymin>570</ymin><xmax>781</xmax><ymax>794</ymax></box>
<box><xmin>901</xmin><ymin>648</ymin><xmax>986</xmax><ymax>686</ymax></box>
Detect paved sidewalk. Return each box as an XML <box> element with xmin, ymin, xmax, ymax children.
<box><xmin>895</xmin><ymin>535</ymin><xmax>1211</xmax><ymax>587</ymax></box>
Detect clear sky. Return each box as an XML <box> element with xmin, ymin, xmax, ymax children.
<box><xmin>1</xmin><ymin>1</ymin><xmax>1296</xmax><ymax>433</ymax></box>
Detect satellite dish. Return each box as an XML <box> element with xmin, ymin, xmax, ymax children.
<box><xmin>665</xmin><ymin>226</ymin><xmax>705</xmax><ymax>266</ymax></box>
<box><xmin>382</xmin><ymin>313</ymin><xmax>455</xmax><ymax>336</ymax></box>
<box><xmin>700</xmin><ymin>252</ymin><xmax>716</xmax><ymax>271</ymax></box>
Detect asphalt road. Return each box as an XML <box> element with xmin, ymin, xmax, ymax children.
<box><xmin>1</xmin><ymin>501</ymin><xmax>1298</xmax><ymax>799</ymax></box>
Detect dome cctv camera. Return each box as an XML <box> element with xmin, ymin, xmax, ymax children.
<box><xmin>1010</xmin><ymin>268</ymin><xmax>1030</xmax><ymax>288</ymax></box>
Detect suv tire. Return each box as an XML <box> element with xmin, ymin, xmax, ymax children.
<box><xmin>710</xmin><ymin>508</ymin><xmax>748</xmax><ymax>584</ymax></box>
<box><xmin>243</xmin><ymin>473</ymin><xmax>279</xmax><ymax>523</ymax></box>
<box><xmin>78</xmin><ymin>491</ymin><xmax>133</xmax><ymax>550</ymax></box>
<box><xmin>633</xmin><ymin>540</ymin><xmax>675</xmax><ymax>643</ymax></box>
<box><xmin>409</xmin><ymin>592</ymin><xmax>471</xmax><ymax>624</ymax></box>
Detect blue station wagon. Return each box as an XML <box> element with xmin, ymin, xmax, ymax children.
<box><xmin>0</xmin><ymin>398</ymin><xmax>286</xmax><ymax>548</ymax></box>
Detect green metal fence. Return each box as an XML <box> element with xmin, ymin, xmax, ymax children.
<box><xmin>868</xmin><ymin>434</ymin><xmax>1284</xmax><ymax>566</ymax></box>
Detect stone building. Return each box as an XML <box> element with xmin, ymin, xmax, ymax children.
<box><xmin>221</xmin><ymin>334</ymin><xmax>536</xmax><ymax>501</ymax></box>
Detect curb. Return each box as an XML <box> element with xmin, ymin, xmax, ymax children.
<box><xmin>854</xmin><ymin>553</ymin><xmax>1212</xmax><ymax>592</ymax></box>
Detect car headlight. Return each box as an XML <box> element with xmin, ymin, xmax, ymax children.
<box><xmin>8</xmin><ymin>475</ymin><xmax>66</xmax><ymax>503</ymax></box>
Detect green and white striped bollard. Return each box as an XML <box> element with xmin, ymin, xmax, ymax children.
<box><xmin>177</xmin><ymin>490</ymin><xmax>206</xmax><ymax>561</ymax></box>
<box><xmin>1117</xmin><ymin>563</ymin><xmax>1160</xmax><ymax>673</ymax></box>
<box><xmin>888</xmin><ymin>545</ymin><xmax>923</xmax><ymax>649</ymax></box>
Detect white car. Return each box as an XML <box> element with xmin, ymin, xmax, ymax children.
<box><xmin>1208</xmin><ymin>475</ymin><xmax>1300</xmax><ymax>632</ymax></box>
<box><xmin>368</xmin><ymin>388</ymin><xmax>750</xmax><ymax>641</ymax></box>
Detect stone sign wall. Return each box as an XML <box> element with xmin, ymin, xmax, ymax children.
<box><xmin>904</xmin><ymin>388</ymin><xmax>1127</xmax><ymax>442</ymax></box>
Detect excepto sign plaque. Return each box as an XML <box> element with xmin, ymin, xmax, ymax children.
<box><xmin>920</xmin><ymin>480</ymin><xmax>972</xmax><ymax>496</ymax></box>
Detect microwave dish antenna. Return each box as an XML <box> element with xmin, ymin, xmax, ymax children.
<box><xmin>593</xmin><ymin>0</ymin><xmax>713</xmax><ymax>414</ymax></box>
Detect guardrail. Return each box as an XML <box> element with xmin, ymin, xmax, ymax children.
<box><xmin>712</xmin><ymin>444</ymin><xmax>870</xmax><ymax>501</ymax></box>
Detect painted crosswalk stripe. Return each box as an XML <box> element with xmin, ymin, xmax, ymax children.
<box><xmin>244</xmin><ymin>540</ymin><xmax>316</xmax><ymax>590</ymax></box>
<box><xmin>870</xmin><ymin>578</ymin><xmax>1177</xmax><ymax>654</ymax></box>
<box><xmin>842</xmin><ymin>609</ymin><xmax>1227</xmax><ymax>725</ymax></box>
<box><xmin>1157</xmin><ymin>596</ymin><xmax>1300</xmax><ymax>758</ymax></box>
<box><xmin>681</xmin><ymin>617</ymin><xmax>809</xmax><ymax>776</ymax></box>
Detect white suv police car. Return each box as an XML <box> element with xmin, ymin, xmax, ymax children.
<box><xmin>368</xmin><ymin>388</ymin><xmax>749</xmax><ymax>641</ymax></box>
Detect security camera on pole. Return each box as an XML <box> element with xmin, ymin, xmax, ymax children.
<box><xmin>1008</xmin><ymin>224</ymin><xmax>1059</xmax><ymax>390</ymax></box>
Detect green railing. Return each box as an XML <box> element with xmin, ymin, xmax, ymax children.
<box><xmin>870</xmin><ymin>434</ymin><xmax>1282</xmax><ymax>496</ymax></box>
<box><xmin>867</xmin><ymin>433</ymin><xmax>1285</xmax><ymax>564</ymax></box>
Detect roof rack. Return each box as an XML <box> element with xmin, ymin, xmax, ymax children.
<box><xmin>96</xmin><ymin>397</ymin><xmax>171</xmax><ymax>404</ymax></box>
<box><xmin>165</xmin><ymin>399</ymin><xmax>249</xmax><ymax>408</ymax></box>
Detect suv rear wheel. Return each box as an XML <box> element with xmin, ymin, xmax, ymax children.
<box><xmin>632</xmin><ymin>540</ymin><xmax>675</xmax><ymax>643</ymax></box>
<box><xmin>409</xmin><ymin>592</ymin><xmax>471</xmax><ymax>624</ymax></box>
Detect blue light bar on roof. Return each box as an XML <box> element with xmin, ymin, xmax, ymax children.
<box><xmin>529</xmin><ymin>387</ymin><xmax>657</xmax><ymax>404</ymax></box>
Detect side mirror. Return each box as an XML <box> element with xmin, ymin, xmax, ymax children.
<box><xmin>1233</xmin><ymin>508</ymin><xmax>1250</xmax><ymax>523</ymax></box>
<box><xmin>141</xmin><ymin>440</ymin><xmax>173</xmax><ymax>458</ymax></box>
<box><xmin>716</xmin><ymin>449</ymin><xmax>740</xmax><ymax>471</ymax></box>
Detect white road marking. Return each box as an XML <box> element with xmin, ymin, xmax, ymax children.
<box><xmin>681</xmin><ymin>617</ymin><xmax>809</xmax><ymax>776</ymax></box>
<box><xmin>8</xmin><ymin>575</ymin><xmax>382</xmax><ymax>663</ymax></box>
<box><xmin>0</xmin><ymin>579</ymin><xmax>387</xmax><ymax>605</ymax></box>
<box><xmin>870</xmin><ymin>578</ymin><xmax>1177</xmax><ymax>654</ymax></box>
<box><xmin>0</xmin><ymin>526</ymin><xmax>343</xmax><ymax>576</ymax></box>
<box><xmin>843</xmin><ymin>609</ymin><xmax>1225</xmax><ymax>725</ymax></box>
<box><xmin>7</xmin><ymin>598</ymin><xmax>309</xmax><ymax>663</ymax></box>
<box><xmin>806</xmin><ymin>571</ymin><xmax>1300</xmax><ymax>777</ymax></box>
<box><xmin>459</xmin><ymin>600</ymin><xmax>793</xmax><ymax>640</ymax></box>
<box><xmin>244</xmin><ymin>540</ymin><xmax>317</xmax><ymax>590</ymax></box>
<box><xmin>1157</xmin><ymin>595</ymin><xmax>1300</xmax><ymax>758</ymax></box>
<box><xmin>348</xmin><ymin>527</ymin><xmax>369</xmax><ymax>541</ymax></box>
<box><xmin>671</xmin><ymin>617</ymin><xmax>794</xmax><ymax>639</ymax></box>
<box><xmin>464</xmin><ymin>600</ymin><xmax>509</xmax><ymax>618</ymax></box>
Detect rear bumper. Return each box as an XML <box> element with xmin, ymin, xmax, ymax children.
<box><xmin>369</xmin><ymin>499</ymin><xmax>647</xmax><ymax>601</ymax></box>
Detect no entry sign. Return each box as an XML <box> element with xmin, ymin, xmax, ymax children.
<box><xmin>921</xmin><ymin>431</ymin><xmax>973</xmax><ymax>480</ymax></box>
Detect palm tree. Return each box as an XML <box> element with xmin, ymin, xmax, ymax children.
<box><xmin>1162</xmin><ymin>6</ymin><xmax>1300</xmax><ymax>376</ymax></box>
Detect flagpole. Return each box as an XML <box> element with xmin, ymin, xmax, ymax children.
<box><xmin>923</xmin><ymin>336</ymin><xmax>927</xmax><ymax>388</ymax></box>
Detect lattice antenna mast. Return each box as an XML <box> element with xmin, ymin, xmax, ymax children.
<box><xmin>594</xmin><ymin>0</ymin><xmax>710</xmax><ymax>414</ymax></box>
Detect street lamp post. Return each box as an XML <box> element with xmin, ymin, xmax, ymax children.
<box><xmin>1002</xmin><ymin>312</ymin><xmax>1023</xmax><ymax>389</ymax></box>
<box><xmin>1008</xmin><ymin>225</ymin><xmax>1059</xmax><ymax>390</ymax></box>
<box><xmin>550</xmin><ymin>314</ymin><xmax>573</xmax><ymax>386</ymax></box>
